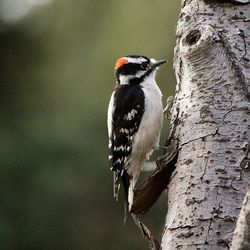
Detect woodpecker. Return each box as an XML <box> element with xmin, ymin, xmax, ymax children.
<box><xmin>107</xmin><ymin>55</ymin><xmax>166</xmax><ymax>215</ymax></box>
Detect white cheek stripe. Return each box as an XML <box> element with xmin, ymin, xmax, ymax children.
<box><xmin>119</xmin><ymin>75</ymin><xmax>131</xmax><ymax>85</ymax></box>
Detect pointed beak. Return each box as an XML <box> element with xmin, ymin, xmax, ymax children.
<box><xmin>152</xmin><ymin>59</ymin><xmax>167</xmax><ymax>68</ymax></box>
<box><xmin>153</xmin><ymin>60</ymin><xmax>167</xmax><ymax>67</ymax></box>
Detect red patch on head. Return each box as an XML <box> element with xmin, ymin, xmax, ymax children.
<box><xmin>115</xmin><ymin>57</ymin><xmax>128</xmax><ymax>69</ymax></box>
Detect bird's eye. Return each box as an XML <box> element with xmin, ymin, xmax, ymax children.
<box><xmin>141</xmin><ymin>62</ymin><xmax>149</xmax><ymax>70</ymax></box>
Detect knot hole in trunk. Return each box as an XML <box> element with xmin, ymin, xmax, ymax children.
<box><xmin>184</xmin><ymin>30</ymin><xmax>201</xmax><ymax>46</ymax></box>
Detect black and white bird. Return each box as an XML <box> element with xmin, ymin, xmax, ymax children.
<box><xmin>107</xmin><ymin>55</ymin><xmax>166</xmax><ymax>215</ymax></box>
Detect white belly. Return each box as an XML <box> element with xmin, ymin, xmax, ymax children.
<box><xmin>126</xmin><ymin>77</ymin><xmax>163</xmax><ymax>178</ymax></box>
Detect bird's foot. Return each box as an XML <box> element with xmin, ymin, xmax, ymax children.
<box><xmin>163</xmin><ymin>95</ymin><xmax>174</xmax><ymax>119</ymax></box>
<box><xmin>157</xmin><ymin>143</ymin><xmax>178</xmax><ymax>170</ymax></box>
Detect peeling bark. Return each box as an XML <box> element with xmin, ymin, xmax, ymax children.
<box><xmin>161</xmin><ymin>1</ymin><xmax>250</xmax><ymax>249</ymax></box>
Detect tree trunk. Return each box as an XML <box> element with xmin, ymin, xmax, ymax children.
<box><xmin>231</xmin><ymin>183</ymin><xmax>250</xmax><ymax>250</ymax></box>
<box><xmin>161</xmin><ymin>0</ymin><xmax>250</xmax><ymax>249</ymax></box>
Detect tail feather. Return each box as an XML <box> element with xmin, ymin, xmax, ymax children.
<box><xmin>113</xmin><ymin>172</ymin><xmax>121</xmax><ymax>201</ymax></box>
<box><xmin>114</xmin><ymin>170</ymin><xmax>135</xmax><ymax>222</ymax></box>
<box><xmin>128</xmin><ymin>178</ymin><xmax>135</xmax><ymax>211</ymax></box>
<box><xmin>121</xmin><ymin>171</ymin><xmax>131</xmax><ymax>223</ymax></box>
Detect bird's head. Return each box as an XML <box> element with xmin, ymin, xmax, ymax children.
<box><xmin>114</xmin><ymin>55</ymin><xmax>166</xmax><ymax>85</ymax></box>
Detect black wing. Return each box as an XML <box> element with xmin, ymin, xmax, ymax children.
<box><xmin>108</xmin><ymin>84</ymin><xmax>145</xmax><ymax>201</ymax></box>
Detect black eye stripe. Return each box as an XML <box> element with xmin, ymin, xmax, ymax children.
<box><xmin>117</xmin><ymin>60</ymin><xmax>150</xmax><ymax>76</ymax></box>
<box><xmin>116</xmin><ymin>63</ymin><xmax>141</xmax><ymax>76</ymax></box>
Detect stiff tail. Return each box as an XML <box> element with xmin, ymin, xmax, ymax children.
<box><xmin>113</xmin><ymin>172</ymin><xmax>121</xmax><ymax>201</ymax></box>
<box><xmin>121</xmin><ymin>171</ymin><xmax>130</xmax><ymax>223</ymax></box>
<box><xmin>114</xmin><ymin>170</ymin><xmax>135</xmax><ymax>222</ymax></box>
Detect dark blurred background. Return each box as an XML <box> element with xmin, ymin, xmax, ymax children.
<box><xmin>0</xmin><ymin>1</ymin><xmax>179</xmax><ymax>249</ymax></box>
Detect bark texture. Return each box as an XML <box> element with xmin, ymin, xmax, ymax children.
<box><xmin>231</xmin><ymin>183</ymin><xmax>250</xmax><ymax>250</ymax></box>
<box><xmin>162</xmin><ymin>0</ymin><xmax>250</xmax><ymax>249</ymax></box>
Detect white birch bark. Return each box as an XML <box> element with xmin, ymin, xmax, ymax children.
<box><xmin>161</xmin><ymin>0</ymin><xmax>250</xmax><ymax>249</ymax></box>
